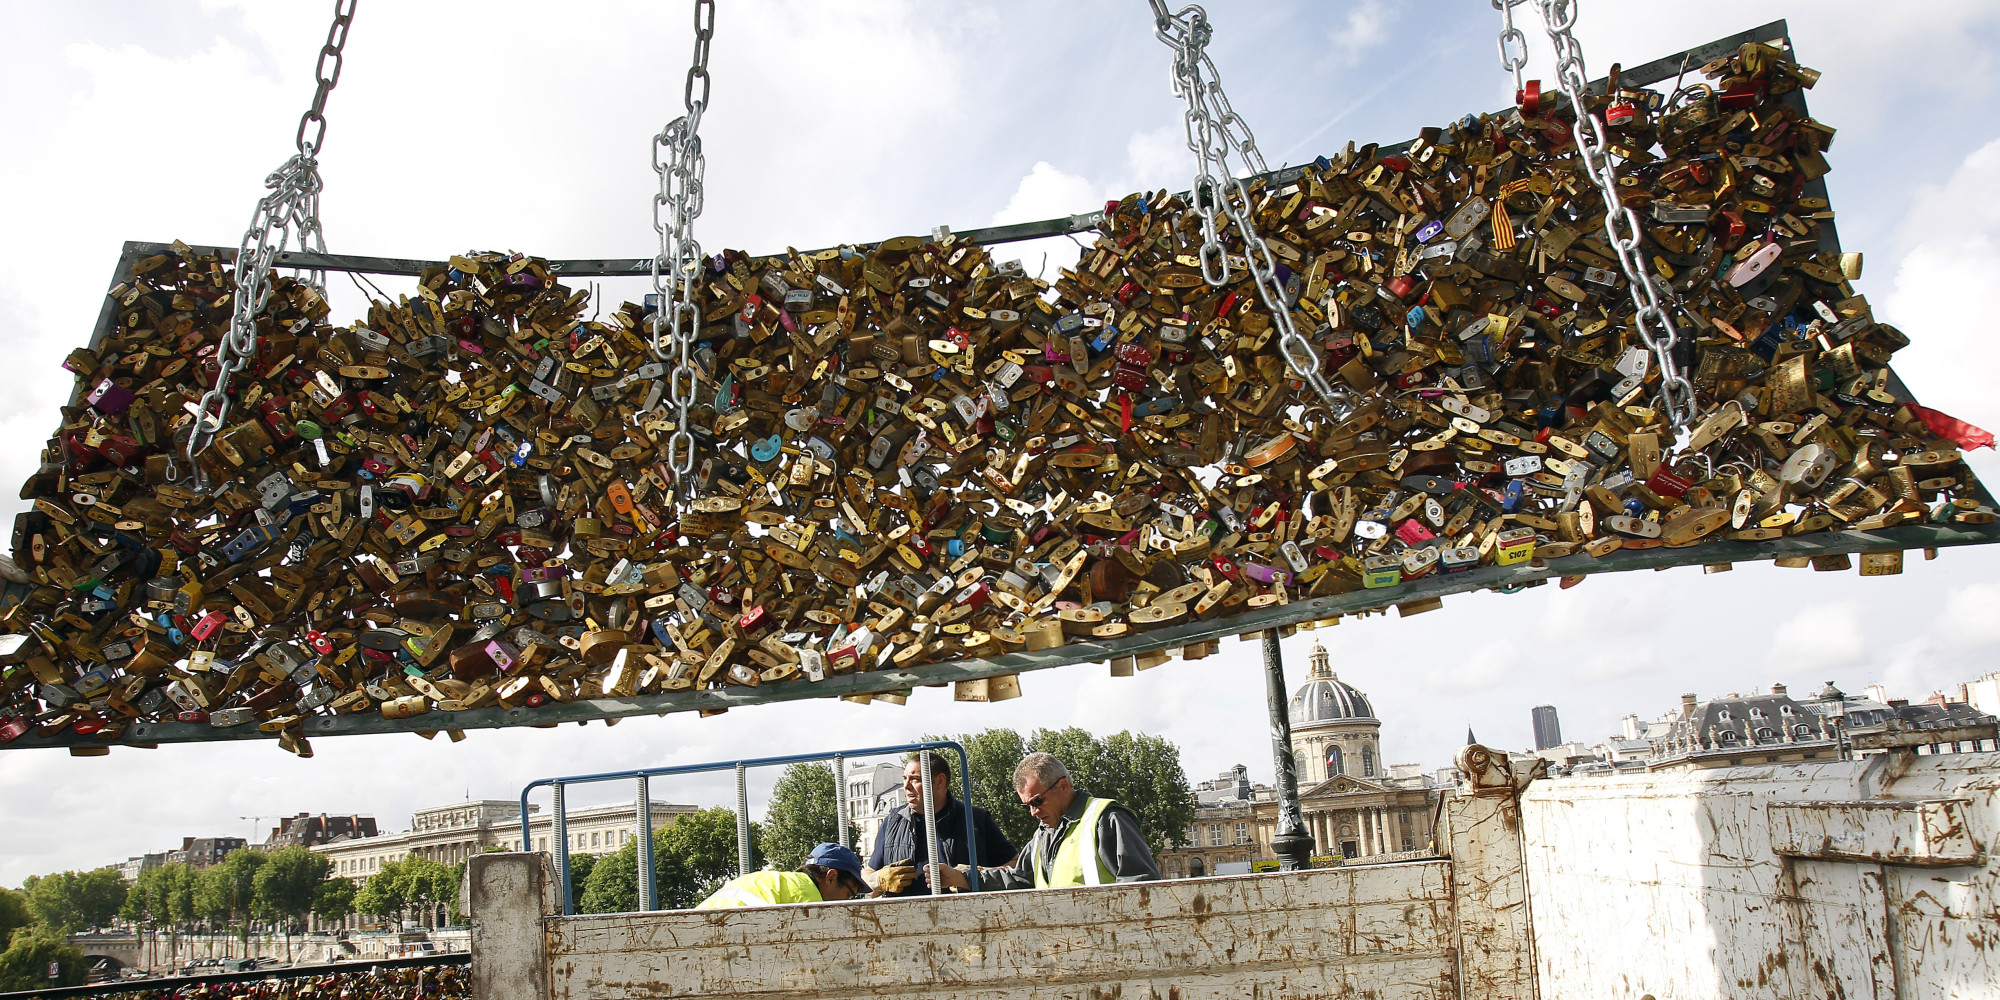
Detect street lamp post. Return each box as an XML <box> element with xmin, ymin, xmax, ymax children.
<box><xmin>1261</xmin><ymin>632</ymin><xmax>1315</xmax><ymax>871</ymax></box>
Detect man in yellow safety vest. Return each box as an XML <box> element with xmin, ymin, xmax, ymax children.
<box><xmin>693</xmin><ymin>842</ymin><xmax>869</xmax><ymax>909</ymax></box>
<box><xmin>937</xmin><ymin>752</ymin><xmax>1160</xmax><ymax>890</ymax></box>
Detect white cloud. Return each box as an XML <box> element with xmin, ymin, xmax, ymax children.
<box><xmin>1425</xmin><ymin>639</ymin><xmax>1522</xmax><ymax>693</ymax></box>
<box><xmin>1322</xmin><ymin>0</ymin><xmax>1394</xmax><ymax>69</ymax></box>
<box><xmin>1764</xmin><ymin>602</ymin><xmax>1869</xmax><ymax>674</ymax></box>
<box><xmin>990</xmin><ymin>161</ymin><xmax>1103</xmax><ymax>226</ymax></box>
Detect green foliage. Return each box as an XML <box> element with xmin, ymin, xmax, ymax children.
<box><xmin>762</xmin><ymin>762</ymin><xmax>841</xmax><ymax>870</ymax></box>
<box><xmin>576</xmin><ymin>806</ymin><xmax>774</xmax><ymax>914</ymax></box>
<box><xmin>923</xmin><ymin>728</ymin><xmax>1033</xmax><ymax>849</ymax></box>
<box><xmin>123</xmin><ymin>863</ymin><xmax>197</xmax><ymax>931</ymax></box>
<box><xmin>354</xmin><ymin>860</ymin><xmax>408</xmax><ymax>918</ymax></box>
<box><xmin>0</xmin><ymin>887</ymin><xmax>33</xmax><ymax>951</ymax></box>
<box><xmin>659</xmin><ymin>807</ymin><xmax>763</xmax><ymax>909</ymax></box>
<box><xmin>353</xmin><ymin>856</ymin><xmax>454</xmax><ymax>924</ymax></box>
<box><xmin>22</xmin><ymin>867</ymin><xmax>127</xmax><ymax>932</ymax></box>
<box><xmin>312</xmin><ymin>877</ymin><xmax>356</xmax><ymax>923</ymax></box>
<box><xmin>194</xmin><ymin>849</ymin><xmax>266</xmax><ymax>930</ymax></box>
<box><xmin>576</xmin><ymin>844</ymin><xmax>637</xmax><ymax>915</ymax></box>
<box><xmin>562</xmin><ymin>853</ymin><xmax>598</xmax><ymax>901</ymax></box>
<box><xmin>253</xmin><ymin>847</ymin><xmax>329</xmax><ymax>928</ymax></box>
<box><xmin>0</xmin><ymin>925</ymin><xmax>86</xmax><ymax>990</ymax></box>
<box><xmin>926</xmin><ymin>726</ymin><xmax>1195</xmax><ymax>857</ymax></box>
<box><xmin>1096</xmin><ymin>730</ymin><xmax>1197</xmax><ymax>854</ymax></box>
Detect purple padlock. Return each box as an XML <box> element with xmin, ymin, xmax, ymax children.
<box><xmin>486</xmin><ymin>639</ymin><xmax>522</xmax><ymax>673</ymax></box>
<box><xmin>523</xmin><ymin>566</ymin><xmax>568</xmax><ymax>584</ymax></box>
<box><xmin>87</xmin><ymin>378</ymin><xmax>135</xmax><ymax>415</ymax></box>
<box><xmin>1241</xmin><ymin>562</ymin><xmax>1293</xmax><ymax>586</ymax></box>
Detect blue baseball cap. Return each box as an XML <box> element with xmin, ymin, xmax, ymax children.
<box><xmin>804</xmin><ymin>842</ymin><xmax>864</xmax><ymax>881</ymax></box>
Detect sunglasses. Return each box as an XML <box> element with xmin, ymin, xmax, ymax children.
<box><xmin>1021</xmin><ymin>779</ymin><xmax>1067</xmax><ymax>809</ymax></box>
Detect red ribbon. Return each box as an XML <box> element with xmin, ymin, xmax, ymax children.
<box><xmin>1907</xmin><ymin>403</ymin><xmax>1995</xmax><ymax>450</ymax></box>
<box><xmin>1119</xmin><ymin>392</ymin><xmax>1133</xmax><ymax>435</ymax></box>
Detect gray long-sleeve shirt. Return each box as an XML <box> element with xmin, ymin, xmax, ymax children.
<box><xmin>977</xmin><ymin>792</ymin><xmax>1160</xmax><ymax>889</ymax></box>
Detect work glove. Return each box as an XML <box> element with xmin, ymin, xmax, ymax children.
<box><xmin>874</xmin><ymin>863</ymin><xmax>919</xmax><ymax>894</ymax></box>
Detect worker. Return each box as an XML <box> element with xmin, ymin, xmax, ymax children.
<box><xmin>936</xmin><ymin>752</ymin><xmax>1160</xmax><ymax>890</ymax></box>
<box><xmin>862</xmin><ymin>751</ymin><xmax>1016</xmax><ymax>896</ymax></box>
<box><xmin>693</xmin><ymin>842</ymin><xmax>868</xmax><ymax>908</ymax></box>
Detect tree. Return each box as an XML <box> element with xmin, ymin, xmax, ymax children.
<box><xmin>924</xmin><ymin>728</ymin><xmax>1034</xmax><ymax>849</ymax></box>
<box><xmin>0</xmin><ymin>887</ymin><xmax>33</xmax><ymax>950</ymax></box>
<box><xmin>355</xmin><ymin>862</ymin><xmax>408</xmax><ymax>921</ymax></box>
<box><xmin>1099</xmin><ymin>730</ymin><xmax>1197</xmax><ymax>855</ymax></box>
<box><xmin>195</xmin><ymin>849</ymin><xmax>266</xmax><ymax>940</ymax></box>
<box><xmin>762</xmin><ymin>762</ymin><xmax>841</xmax><ymax>870</ymax></box>
<box><xmin>578</xmin><ymin>810</ymin><xmax>766</xmax><ymax>912</ymax></box>
<box><xmin>1027</xmin><ymin>727</ymin><xmax>1194</xmax><ymax>855</ymax></box>
<box><xmin>397</xmin><ymin>857</ymin><xmax>456</xmax><ymax>929</ymax></box>
<box><xmin>253</xmin><ymin>847</ymin><xmax>329</xmax><ymax>962</ymax></box>
<box><xmin>0</xmin><ymin>925</ymin><xmax>85</xmax><ymax>990</ymax></box>
<box><xmin>658</xmin><ymin>807</ymin><xmax>762</xmax><ymax>909</ymax></box>
<box><xmin>312</xmin><ymin>877</ymin><xmax>356</xmax><ymax>926</ymax></box>
<box><xmin>560</xmin><ymin>853</ymin><xmax>598</xmax><ymax>909</ymax></box>
<box><xmin>22</xmin><ymin>867</ymin><xmax>127</xmax><ymax>932</ymax></box>
<box><xmin>576</xmin><ymin>844</ymin><xmax>638</xmax><ymax>915</ymax></box>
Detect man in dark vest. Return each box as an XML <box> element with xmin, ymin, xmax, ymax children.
<box><xmin>862</xmin><ymin>751</ymin><xmax>1016</xmax><ymax>896</ymax></box>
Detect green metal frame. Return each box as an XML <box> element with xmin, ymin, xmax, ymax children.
<box><xmin>13</xmin><ymin>19</ymin><xmax>1996</xmax><ymax>751</ymax></box>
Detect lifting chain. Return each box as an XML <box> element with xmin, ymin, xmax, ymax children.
<box><xmin>1493</xmin><ymin>0</ymin><xmax>1530</xmax><ymax>99</ymax></box>
<box><xmin>1148</xmin><ymin>2</ymin><xmax>1351</xmax><ymax>420</ymax></box>
<box><xmin>1531</xmin><ymin>0</ymin><xmax>1700</xmax><ymax>436</ymax></box>
<box><xmin>650</xmin><ymin>0</ymin><xmax>715</xmax><ymax>478</ymax></box>
<box><xmin>188</xmin><ymin>0</ymin><xmax>356</xmax><ymax>460</ymax></box>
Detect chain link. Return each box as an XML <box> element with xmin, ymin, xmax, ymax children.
<box><xmin>651</xmin><ymin>0</ymin><xmax>715</xmax><ymax>478</ymax></box>
<box><xmin>294</xmin><ymin>0</ymin><xmax>356</xmax><ymax>157</ymax></box>
<box><xmin>1149</xmin><ymin>2</ymin><xmax>1350</xmax><ymax>418</ymax></box>
<box><xmin>1493</xmin><ymin>0</ymin><xmax>1531</xmax><ymax>98</ymax></box>
<box><xmin>1533</xmin><ymin>0</ymin><xmax>1698</xmax><ymax>434</ymax></box>
<box><xmin>189</xmin><ymin>0</ymin><xmax>355</xmax><ymax>460</ymax></box>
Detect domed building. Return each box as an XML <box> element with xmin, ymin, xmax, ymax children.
<box><xmin>1157</xmin><ymin>640</ymin><xmax>1443</xmax><ymax>878</ymax></box>
<box><xmin>1289</xmin><ymin>642</ymin><xmax>1436</xmax><ymax>861</ymax></box>
<box><xmin>1290</xmin><ymin>642</ymin><xmax>1383</xmax><ymax>786</ymax></box>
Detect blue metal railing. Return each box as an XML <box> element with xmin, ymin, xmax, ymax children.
<box><xmin>520</xmin><ymin>740</ymin><xmax>979</xmax><ymax>914</ymax></box>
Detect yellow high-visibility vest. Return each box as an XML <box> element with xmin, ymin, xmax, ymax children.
<box><xmin>1032</xmin><ymin>796</ymin><xmax>1117</xmax><ymax>888</ymax></box>
<box><xmin>693</xmin><ymin>870</ymin><xmax>824</xmax><ymax>909</ymax></box>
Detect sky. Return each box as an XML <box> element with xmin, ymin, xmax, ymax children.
<box><xmin>3</xmin><ymin>0</ymin><xmax>2000</xmax><ymax>886</ymax></box>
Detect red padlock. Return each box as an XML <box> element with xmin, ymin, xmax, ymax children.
<box><xmin>1516</xmin><ymin>79</ymin><xmax>1541</xmax><ymax>115</ymax></box>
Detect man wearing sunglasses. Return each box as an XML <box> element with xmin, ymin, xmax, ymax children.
<box><xmin>936</xmin><ymin>751</ymin><xmax>1160</xmax><ymax>890</ymax></box>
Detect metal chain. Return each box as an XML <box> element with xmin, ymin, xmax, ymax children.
<box><xmin>1534</xmin><ymin>0</ymin><xmax>1698</xmax><ymax>434</ymax></box>
<box><xmin>1493</xmin><ymin>0</ymin><xmax>1530</xmax><ymax>97</ymax></box>
<box><xmin>651</xmin><ymin>0</ymin><xmax>715</xmax><ymax>478</ymax></box>
<box><xmin>188</xmin><ymin>0</ymin><xmax>355</xmax><ymax>460</ymax></box>
<box><xmin>1149</xmin><ymin>2</ymin><xmax>1350</xmax><ymax>417</ymax></box>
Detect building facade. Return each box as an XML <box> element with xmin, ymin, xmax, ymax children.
<box><xmin>312</xmin><ymin>799</ymin><xmax>695</xmax><ymax>881</ymax></box>
<box><xmin>260</xmin><ymin>813</ymin><xmax>378</xmax><ymax>850</ymax></box>
<box><xmin>1158</xmin><ymin>644</ymin><xmax>1443</xmax><ymax>877</ymax></box>
<box><xmin>165</xmin><ymin>837</ymin><xmax>246</xmax><ymax>869</ymax></box>
<box><xmin>845</xmin><ymin>761</ymin><xmax>905</xmax><ymax>858</ymax></box>
<box><xmin>1531</xmin><ymin>705</ymin><xmax>1562</xmax><ymax>751</ymax></box>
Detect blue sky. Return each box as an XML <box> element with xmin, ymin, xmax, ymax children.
<box><xmin>2</xmin><ymin>0</ymin><xmax>1999</xmax><ymax>884</ymax></box>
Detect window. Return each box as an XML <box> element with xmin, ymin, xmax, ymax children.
<box><xmin>1719</xmin><ymin>730</ymin><xmax>1739</xmax><ymax>744</ymax></box>
<box><xmin>1362</xmin><ymin>746</ymin><xmax>1375</xmax><ymax>777</ymax></box>
<box><xmin>591</xmin><ymin>832</ymin><xmax>601</xmax><ymax>847</ymax></box>
<box><xmin>1757</xmin><ymin>727</ymin><xmax>1776</xmax><ymax>741</ymax></box>
<box><xmin>1234</xmin><ymin>822</ymin><xmax>1249</xmax><ymax>844</ymax></box>
<box><xmin>1209</xmin><ymin>824</ymin><xmax>1224</xmax><ymax>847</ymax></box>
<box><xmin>537</xmin><ymin>838</ymin><xmax>548</xmax><ymax>852</ymax></box>
<box><xmin>1781</xmin><ymin>705</ymin><xmax>1795</xmax><ymax>716</ymax></box>
<box><xmin>1794</xmin><ymin>725</ymin><xmax>1812</xmax><ymax>738</ymax></box>
<box><xmin>1326</xmin><ymin>746</ymin><xmax>1344</xmax><ymax>777</ymax></box>
<box><xmin>1750</xmin><ymin>708</ymin><xmax>1765</xmax><ymax>720</ymax></box>
<box><xmin>1718</xmin><ymin>710</ymin><xmax>1733</xmax><ymax>722</ymax></box>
